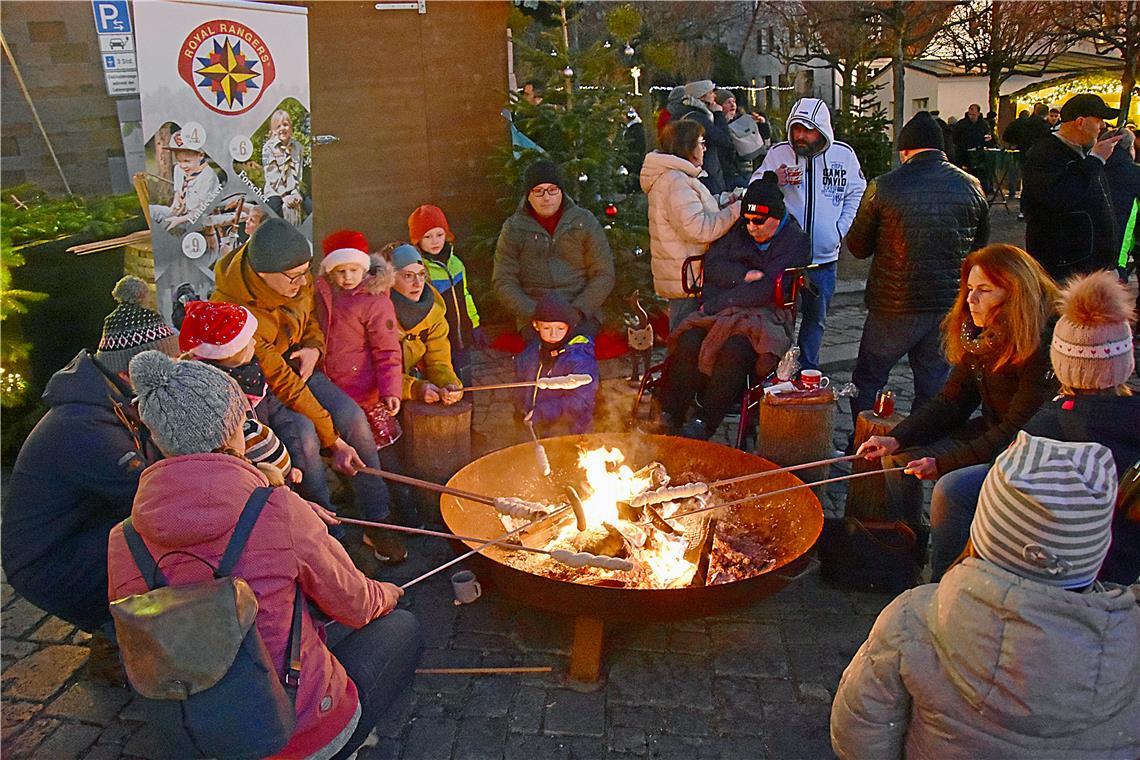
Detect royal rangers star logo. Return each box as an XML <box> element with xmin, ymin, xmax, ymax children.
<box><xmin>178</xmin><ymin>21</ymin><xmax>277</xmax><ymax>116</ymax></box>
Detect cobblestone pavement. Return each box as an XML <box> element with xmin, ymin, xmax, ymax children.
<box><xmin>1</xmin><ymin>207</ymin><xmax>1131</xmax><ymax>759</ymax></box>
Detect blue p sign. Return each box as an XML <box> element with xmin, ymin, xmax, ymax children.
<box><xmin>92</xmin><ymin>0</ymin><xmax>131</xmax><ymax>34</ymax></box>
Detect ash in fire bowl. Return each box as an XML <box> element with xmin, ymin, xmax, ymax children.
<box><xmin>443</xmin><ymin>434</ymin><xmax>822</xmax><ymax>592</ymax></box>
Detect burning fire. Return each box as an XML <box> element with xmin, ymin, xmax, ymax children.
<box><xmin>543</xmin><ymin>446</ymin><xmax>698</xmax><ymax>588</ymax></box>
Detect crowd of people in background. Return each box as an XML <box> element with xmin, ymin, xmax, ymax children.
<box><xmin>0</xmin><ymin>76</ymin><xmax>1137</xmax><ymax>758</ymax></box>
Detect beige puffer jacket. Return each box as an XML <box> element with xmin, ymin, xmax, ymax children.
<box><xmin>640</xmin><ymin>151</ymin><xmax>739</xmax><ymax>299</ymax></box>
<box><xmin>831</xmin><ymin>558</ymin><xmax>1140</xmax><ymax>760</ymax></box>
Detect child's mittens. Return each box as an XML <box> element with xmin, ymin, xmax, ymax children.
<box><xmin>536</xmin><ymin>374</ymin><xmax>593</xmax><ymax>390</ymax></box>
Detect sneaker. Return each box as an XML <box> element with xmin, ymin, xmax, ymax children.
<box><xmin>680</xmin><ymin>417</ymin><xmax>713</xmax><ymax>440</ymax></box>
<box><xmin>363</xmin><ymin>528</ymin><xmax>408</xmax><ymax>565</ymax></box>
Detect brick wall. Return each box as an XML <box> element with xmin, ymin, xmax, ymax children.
<box><xmin>1</xmin><ymin>1</ymin><xmax>125</xmax><ymax>195</ymax></box>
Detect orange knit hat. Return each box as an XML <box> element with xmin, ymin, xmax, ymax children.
<box><xmin>407</xmin><ymin>205</ymin><xmax>454</xmax><ymax>246</ymax></box>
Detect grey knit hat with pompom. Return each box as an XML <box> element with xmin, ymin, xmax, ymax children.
<box><xmin>94</xmin><ymin>276</ymin><xmax>179</xmax><ymax>373</ymax></box>
<box><xmin>129</xmin><ymin>351</ymin><xmax>247</xmax><ymax>457</ymax></box>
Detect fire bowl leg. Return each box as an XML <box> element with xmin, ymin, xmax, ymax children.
<box><xmin>568</xmin><ymin>616</ymin><xmax>605</xmax><ymax>684</ymax></box>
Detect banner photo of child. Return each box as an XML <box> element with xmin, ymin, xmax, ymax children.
<box><xmin>233</xmin><ymin>97</ymin><xmax>312</xmax><ymax>226</ymax></box>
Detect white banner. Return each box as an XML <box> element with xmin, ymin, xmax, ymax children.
<box><xmin>135</xmin><ymin>0</ymin><xmax>310</xmax><ymax>323</ymax></box>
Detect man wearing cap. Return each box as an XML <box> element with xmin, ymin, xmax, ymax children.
<box><xmin>752</xmin><ymin>97</ymin><xmax>867</xmax><ymax>371</ymax></box>
<box><xmin>2</xmin><ymin>277</ymin><xmax>177</xmax><ymax>676</ymax></box>
<box><xmin>1020</xmin><ymin>93</ymin><xmax>1124</xmax><ymax>281</ymax></box>
<box><xmin>213</xmin><ymin>217</ymin><xmax>407</xmax><ymax>564</ymax></box>
<box><xmin>492</xmin><ymin>159</ymin><xmax>615</xmax><ymax>338</ymax></box>
<box><xmin>674</xmin><ymin>79</ymin><xmax>734</xmax><ymax>194</ymax></box>
<box><xmin>846</xmin><ymin>112</ymin><xmax>990</xmax><ymax>438</ymax></box>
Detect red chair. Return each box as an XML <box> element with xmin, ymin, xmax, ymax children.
<box><xmin>631</xmin><ymin>259</ymin><xmax>821</xmax><ymax>449</ymax></box>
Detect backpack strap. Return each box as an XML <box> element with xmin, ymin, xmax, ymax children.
<box><xmin>121</xmin><ymin>518</ymin><xmax>169</xmax><ymax>590</ymax></box>
<box><xmin>285</xmin><ymin>587</ymin><xmax>303</xmax><ymax>695</ymax></box>
<box><xmin>216</xmin><ymin>486</ymin><xmax>274</xmax><ymax>578</ymax></box>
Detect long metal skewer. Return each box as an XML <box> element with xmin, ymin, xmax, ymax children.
<box><xmin>706</xmin><ymin>453</ymin><xmax>863</xmax><ymax>489</ymax></box>
<box><xmin>668</xmin><ymin>466</ymin><xmax>908</xmax><ymax>522</ymax></box>
<box><xmin>359</xmin><ymin>467</ymin><xmax>496</xmax><ymax>506</ymax></box>
<box><xmin>338</xmin><ymin>516</ymin><xmax>561</xmax><ymax>557</ymax></box>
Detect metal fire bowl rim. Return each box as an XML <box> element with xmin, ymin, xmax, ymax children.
<box><xmin>439</xmin><ymin>433</ymin><xmax>825</xmax><ymax>621</ymax></box>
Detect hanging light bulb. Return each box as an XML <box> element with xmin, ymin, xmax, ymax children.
<box><xmin>562</xmin><ymin>66</ymin><xmax>574</xmax><ymax>77</ymax></box>
<box><xmin>617</xmin><ymin>165</ymin><xmax>629</xmax><ymax>176</ymax></box>
<box><xmin>604</xmin><ymin>40</ymin><xmax>612</xmax><ymax>49</ymax></box>
<box><xmin>624</xmin><ymin>42</ymin><xmax>635</xmax><ymax>56</ymax></box>
<box><xmin>578</xmin><ymin>172</ymin><xmax>589</xmax><ymax>182</ymax></box>
<box><xmin>633</xmin><ymin>246</ymin><xmax>645</xmax><ymax>257</ymax></box>
<box><xmin>550</xmin><ymin>49</ymin><xmax>558</xmax><ymax>57</ymax></box>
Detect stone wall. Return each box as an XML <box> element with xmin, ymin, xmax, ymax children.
<box><xmin>1</xmin><ymin>1</ymin><xmax>127</xmax><ymax>195</ymax></box>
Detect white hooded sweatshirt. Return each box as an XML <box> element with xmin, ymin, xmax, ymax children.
<box><xmin>752</xmin><ymin>98</ymin><xmax>866</xmax><ymax>265</ymax></box>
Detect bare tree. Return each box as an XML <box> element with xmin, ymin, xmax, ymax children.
<box><xmin>1054</xmin><ymin>0</ymin><xmax>1140</xmax><ymax>121</ymax></box>
<box><xmin>936</xmin><ymin>1</ymin><xmax>1066</xmax><ymax>114</ymax></box>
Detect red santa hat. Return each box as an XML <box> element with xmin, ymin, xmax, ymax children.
<box><xmin>320</xmin><ymin>229</ymin><xmax>372</xmax><ymax>273</ymax></box>
<box><xmin>178</xmin><ymin>301</ymin><xmax>258</xmax><ymax>360</ymax></box>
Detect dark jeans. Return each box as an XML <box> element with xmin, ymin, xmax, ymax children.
<box><xmin>796</xmin><ymin>262</ymin><xmax>836</xmax><ymax>371</ymax></box>
<box><xmin>929</xmin><ymin>463</ymin><xmax>989</xmax><ymax>581</ymax></box>
<box><xmin>326</xmin><ymin>609</ymin><xmax>424</xmax><ymax>760</ymax></box>
<box><xmin>659</xmin><ymin>327</ymin><xmax>756</xmax><ymax>432</ymax></box>
<box><xmin>262</xmin><ymin>373</ymin><xmax>393</xmax><ymax>525</ymax></box>
<box><xmin>850</xmin><ymin>310</ymin><xmax>950</xmax><ymax>430</ymax></box>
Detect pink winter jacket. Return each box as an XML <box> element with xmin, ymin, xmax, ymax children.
<box><xmin>314</xmin><ymin>263</ymin><xmax>402</xmax><ymax>408</ymax></box>
<box><xmin>107</xmin><ymin>454</ymin><xmax>398</xmax><ymax>759</ymax></box>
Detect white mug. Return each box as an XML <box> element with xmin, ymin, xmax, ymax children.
<box><xmin>800</xmin><ymin>369</ymin><xmax>830</xmax><ymax>390</ymax></box>
<box><xmin>451</xmin><ymin>570</ymin><xmax>482</xmax><ymax>605</ymax></box>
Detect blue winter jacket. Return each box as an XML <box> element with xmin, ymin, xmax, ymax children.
<box><xmin>1</xmin><ymin>351</ymin><xmax>160</xmax><ymax>629</ymax></box>
<box><xmin>514</xmin><ymin>335</ymin><xmax>599</xmax><ymax>435</ymax></box>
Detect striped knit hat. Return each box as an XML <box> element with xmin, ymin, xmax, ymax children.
<box><xmin>971</xmin><ymin>432</ymin><xmax>1117</xmax><ymax>589</ymax></box>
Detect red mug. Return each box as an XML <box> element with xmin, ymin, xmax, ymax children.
<box><xmin>800</xmin><ymin>369</ymin><xmax>829</xmax><ymax>390</ymax></box>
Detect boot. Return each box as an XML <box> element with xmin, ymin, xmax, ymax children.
<box><xmin>363</xmin><ymin>527</ymin><xmax>408</xmax><ymax>565</ymax></box>
<box><xmin>680</xmin><ymin>417</ymin><xmax>713</xmax><ymax>441</ymax></box>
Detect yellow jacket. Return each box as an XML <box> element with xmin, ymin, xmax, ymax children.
<box><xmin>211</xmin><ymin>246</ymin><xmax>337</xmax><ymax>446</ymax></box>
<box><xmin>400</xmin><ymin>287</ymin><xmax>461</xmax><ymax>400</ymax></box>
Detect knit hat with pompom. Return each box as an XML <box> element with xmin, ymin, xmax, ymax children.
<box><xmin>129</xmin><ymin>350</ymin><xmax>246</xmax><ymax>457</ymax></box>
<box><xmin>95</xmin><ymin>276</ymin><xmax>179</xmax><ymax>374</ymax></box>
<box><xmin>1050</xmin><ymin>270</ymin><xmax>1135</xmax><ymax>390</ymax></box>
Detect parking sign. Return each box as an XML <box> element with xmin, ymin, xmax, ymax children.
<box><xmin>92</xmin><ymin>0</ymin><xmax>131</xmax><ymax>34</ymax></box>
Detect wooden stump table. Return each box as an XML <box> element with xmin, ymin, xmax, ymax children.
<box><xmin>845</xmin><ymin>409</ymin><xmax>906</xmax><ymax>521</ymax></box>
<box><xmin>400</xmin><ymin>399</ymin><xmax>473</xmax><ymax>483</ymax></box>
<box><xmin>757</xmin><ymin>391</ymin><xmax>836</xmax><ymax>488</ymax></box>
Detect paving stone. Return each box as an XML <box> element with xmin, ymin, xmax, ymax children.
<box><xmin>96</xmin><ymin>720</ymin><xmax>134</xmax><ymax>746</ymax></box>
<box><xmin>608</xmin><ymin>652</ymin><xmax>712</xmax><ymax>709</ymax></box>
<box><xmin>782</xmin><ymin>613</ymin><xmax>875</xmax><ymax>686</ymax></box>
<box><xmin>606</xmin><ymin>704</ymin><xmax>712</xmax><ymax>737</ymax></box>
<box><xmin>709</xmin><ymin>621</ymin><xmax>788</xmax><ymax>678</ymax></box>
<box><xmin>709</xmin><ymin>677</ymin><xmax>767</xmax><ymax>737</ymax></box>
<box><xmin>508</xmin><ymin>686</ymin><xmax>545</xmax><ymax>734</ymax></box>
<box><xmin>542</xmin><ymin>688</ymin><xmax>605</xmax><ymax>737</ymax></box>
<box><xmin>44</xmin><ymin>682</ymin><xmax>134</xmax><ymax>727</ymax></box>
<box><xmin>504</xmin><ymin>732</ymin><xmax>573</xmax><ymax>760</ymax></box>
<box><xmin>30</xmin><ymin>721</ymin><xmax>100</xmax><ymax>759</ymax></box>
<box><xmin>2</xmin><ymin>596</ymin><xmax>49</xmax><ymax>639</ymax></box>
<box><xmin>763</xmin><ymin>703</ymin><xmax>834</xmax><ymax>759</ymax></box>
<box><xmin>664</xmin><ymin>628</ymin><xmax>709</xmax><ymax>656</ymax></box>
<box><xmin>644</xmin><ymin>732</ymin><xmax>704</xmax><ymax>759</ymax></box>
<box><xmin>29</xmin><ymin>616</ymin><xmax>77</xmax><ymax>644</ymax></box>
<box><xmin>356</xmin><ymin>737</ymin><xmax>399</xmax><ymax>760</ymax></box>
<box><xmin>798</xmin><ymin>681</ymin><xmax>834</xmax><ymax>704</ymax></box>
<box><xmin>608</xmin><ymin>725</ymin><xmax>647</xmax><ymax>755</ymax></box>
<box><xmin>450</xmin><ymin>630</ymin><xmax>518</xmax><ymax>654</ymax></box>
<box><xmin>120</xmin><ymin>722</ymin><xmax>167</xmax><ymax>760</ymax></box>
<box><xmin>510</xmin><ymin>609</ymin><xmax>571</xmax><ymax>654</ymax></box>
<box><xmin>3</xmin><ymin>639</ymin><xmax>40</xmax><ymax>659</ymax></box>
<box><xmin>454</xmin><ymin>716</ymin><xmax>508</xmax><ymax>760</ymax></box>
<box><xmin>373</xmin><ymin>687</ymin><xmax>416</xmax><ymax>739</ymax></box>
<box><xmin>402</xmin><ymin>715</ymin><xmax>457</xmax><ymax>760</ymax></box>
<box><xmin>82</xmin><ymin>743</ymin><xmax>125</xmax><ymax>760</ymax></box>
<box><xmin>1</xmin><ymin>644</ymin><xmax>88</xmax><ymax>702</ymax></box>
<box><xmin>463</xmin><ymin>678</ymin><xmax>515</xmax><ymax>718</ymax></box>
<box><xmin>2</xmin><ymin>582</ymin><xmax>16</xmax><ymax>607</ymax></box>
<box><xmin>3</xmin><ymin>717</ymin><xmax>61</xmax><ymax>757</ymax></box>
<box><xmin>1</xmin><ymin>700</ymin><xmax>42</xmax><ymax>741</ymax></box>
<box><xmin>699</xmin><ymin>734</ymin><xmax>768</xmax><ymax>759</ymax></box>
<box><xmin>608</xmin><ymin>622</ymin><xmax>669</xmax><ymax>653</ymax></box>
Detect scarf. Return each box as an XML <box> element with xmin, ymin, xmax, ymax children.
<box><xmin>423</xmin><ymin>241</ymin><xmax>453</xmax><ymax>268</ymax></box>
<box><xmin>392</xmin><ymin>286</ymin><xmax>434</xmax><ymax>331</ymax></box>
<box><xmin>539</xmin><ymin>334</ymin><xmax>571</xmax><ymax>372</ymax></box>
<box><xmin>210</xmin><ymin>357</ymin><xmax>268</xmax><ymax>406</ymax></box>
<box><xmin>528</xmin><ymin>203</ymin><xmax>564</xmax><ymax>236</ymax></box>
<box><xmin>960</xmin><ymin>320</ymin><xmax>1005</xmax><ymax>358</ymax></box>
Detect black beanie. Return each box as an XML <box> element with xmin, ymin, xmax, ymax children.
<box><xmin>522</xmin><ymin>159</ymin><xmax>566</xmax><ymax>195</ymax></box>
<box><xmin>742</xmin><ymin>171</ymin><xmax>786</xmax><ymax>219</ymax></box>
<box><xmin>247</xmin><ymin>217</ymin><xmax>313</xmax><ymax>273</ymax></box>
<box><xmin>532</xmin><ymin>291</ymin><xmax>579</xmax><ymax>327</ymax></box>
<box><xmin>897</xmin><ymin>111</ymin><xmax>944</xmax><ymax>152</ymax></box>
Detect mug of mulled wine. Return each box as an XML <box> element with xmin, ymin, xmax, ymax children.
<box><xmin>800</xmin><ymin>369</ymin><xmax>830</xmax><ymax>391</ymax></box>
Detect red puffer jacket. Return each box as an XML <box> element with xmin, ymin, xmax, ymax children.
<box><xmin>107</xmin><ymin>454</ymin><xmax>397</xmax><ymax>758</ymax></box>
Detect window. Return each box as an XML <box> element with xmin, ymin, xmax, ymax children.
<box><xmin>913</xmin><ymin>97</ymin><xmax>929</xmax><ymax>111</ymax></box>
<box><xmin>757</xmin><ymin>28</ymin><xmax>765</xmax><ymax>54</ymax></box>
<box><xmin>768</xmin><ymin>27</ymin><xmax>775</xmax><ymax>54</ymax></box>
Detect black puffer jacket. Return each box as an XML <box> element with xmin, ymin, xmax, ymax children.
<box><xmin>846</xmin><ymin>150</ymin><xmax>989</xmax><ymax>313</ymax></box>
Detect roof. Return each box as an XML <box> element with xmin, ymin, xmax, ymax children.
<box><xmin>873</xmin><ymin>51</ymin><xmax>1122</xmax><ymax>81</ymax></box>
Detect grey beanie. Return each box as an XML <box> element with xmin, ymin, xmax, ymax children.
<box><xmin>390</xmin><ymin>243</ymin><xmax>423</xmax><ymax>270</ymax></box>
<box><xmin>684</xmin><ymin>80</ymin><xmax>715</xmax><ymax>99</ymax></box>
<box><xmin>95</xmin><ymin>276</ymin><xmax>180</xmax><ymax>374</ymax></box>
<box><xmin>247</xmin><ymin>217</ymin><xmax>312</xmax><ymax>273</ymax></box>
<box><xmin>130</xmin><ymin>350</ymin><xmax>247</xmax><ymax>457</ymax></box>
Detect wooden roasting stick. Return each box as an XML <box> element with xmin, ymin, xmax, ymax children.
<box><xmin>415</xmin><ymin>667</ymin><xmax>553</xmax><ymax>675</ymax></box>
<box><xmin>458</xmin><ymin>374</ymin><xmax>594</xmax><ymax>393</ymax></box>
<box><xmin>667</xmin><ymin>466</ymin><xmax>909</xmax><ymax>522</ymax></box>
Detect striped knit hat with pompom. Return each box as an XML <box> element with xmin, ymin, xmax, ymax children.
<box><xmin>1050</xmin><ymin>270</ymin><xmax>1135</xmax><ymax>390</ymax></box>
<box><xmin>971</xmin><ymin>432</ymin><xmax>1117</xmax><ymax>589</ymax></box>
<box><xmin>95</xmin><ymin>276</ymin><xmax>179</xmax><ymax>373</ymax></box>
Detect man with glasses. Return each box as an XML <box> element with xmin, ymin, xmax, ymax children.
<box><xmin>213</xmin><ymin>217</ymin><xmax>408</xmax><ymax>565</ymax></box>
<box><xmin>493</xmin><ymin>159</ymin><xmax>615</xmax><ymax>338</ymax></box>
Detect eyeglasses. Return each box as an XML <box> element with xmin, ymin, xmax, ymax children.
<box><xmin>530</xmin><ymin>186</ymin><xmax>562</xmax><ymax>198</ymax></box>
<box><xmin>698</xmin><ymin>139</ymin><xmax>707</xmax><ymax>146</ymax></box>
<box><xmin>743</xmin><ymin>216</ymin><xmax>771</xmax><ymax>227</ymax></box>
<box><xmin>275</xmin><ymin>268</ymin><xmax>309</xmax><ymax>284</ymax></box>
<box><xmin>398</xmin><ymin>270</ymin><xmax>428</xmax><ymax>283</ymax></box>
